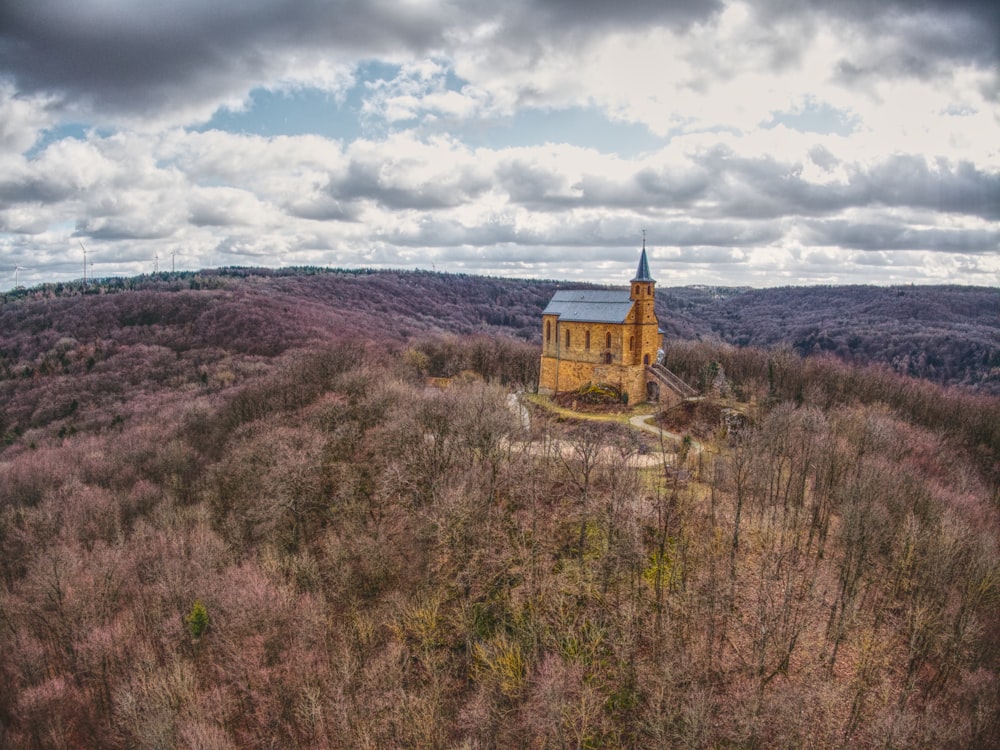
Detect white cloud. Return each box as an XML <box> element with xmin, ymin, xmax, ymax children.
<box><xmin>0</xmin><ymin>83</ymin><xmax>58</xmax><ymax>155</ymax></box>
<box><xmin>0</xmin><ymin>0</ymin><xmax>997</xmax><ymax>288</ymax></box>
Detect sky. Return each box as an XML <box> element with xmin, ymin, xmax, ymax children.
<box><xmin>1</xmin><ymin>0</ymin><xmax>998</xmax><ymax>290</ymax></box>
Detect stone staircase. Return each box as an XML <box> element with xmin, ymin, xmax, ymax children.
<box><xmin>646</xmin><ymin>363</ymin><xmax>698</xmax><ymax>400</ymax></box>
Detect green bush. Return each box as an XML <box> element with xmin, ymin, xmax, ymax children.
<box><xmin>185</xmin><ymin>599</ymin><xmax>209</xmax><ymax>638</ymax></box>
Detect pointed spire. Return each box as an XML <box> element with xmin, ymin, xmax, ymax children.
<box><xmin>632</xmin><ymin>232</ymin><xmax>654</xmax><ymax>282</ymax></box>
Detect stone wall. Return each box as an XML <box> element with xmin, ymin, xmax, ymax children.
<box><xmin>539</xmin><ymin>356</ymin><xmax>651</xmax><ymax>403</ymax></box>
<box><xmin>541</xmin><ymin>317</ymin><xmax>624</xmax><ymax>364</ymax></box>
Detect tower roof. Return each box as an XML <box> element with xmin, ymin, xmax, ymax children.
<box><xmin>631</xmin><ymin>239</ymin><xmax>654</xmax><ymax>283</ymax></box>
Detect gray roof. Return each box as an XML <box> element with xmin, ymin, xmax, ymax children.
<box><xmin>632</xmin><ymin>246</ymin><xmax>654</xmax><ymax>282</ymax></box>
<box><xmin>542</xmin><ymin>289</ymin><xmax>634</xmax><ymax>323</ymax></box>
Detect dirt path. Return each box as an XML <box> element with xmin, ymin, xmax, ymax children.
<box><xmin>517</xmin><ymin>393</ymin><xmax>703</xmax><ymax>459</ymax></box>
<box><xmin>627</xmin><ymin>413</ymin><xmax>703</xmax><ymax>455</ymax></box>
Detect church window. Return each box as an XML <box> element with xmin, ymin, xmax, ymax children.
<box><xmin>644</xmin><ymin>354</ymin><xmax>650</xmax><ymax>365</ymax></box>
<box><xmin>605</xmin><ymin>332</ymin><xmax>612</xmax><ymax>348</ymax></box>
<box><xmin>585</xmin><ymin>330</ymin><xmax>590</xmax><ymax>350</ymax></box>
<box><xmin>546</xmin><ymin>321</ymin><xmax>551</xmax><ymax>343</ymax></box>
<box><xmin>629</xmin><ymin>336</ymin><xmax>634</xmax><ymax>351</ymax></box>
<box><xmin>565</xmin><ymin>329</ymin><xmax>571</xmax><ymax>348</ymax></box>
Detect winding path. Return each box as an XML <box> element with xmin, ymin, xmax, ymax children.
<box><xmin>515</xmin><ymin>393</ymin><xmax>703</xmax><ymax>459</ymax></box>
<box><xmin>628</xmin><ymin>413</ymin><xmax>703</xmax><ymax>456</ymax></box>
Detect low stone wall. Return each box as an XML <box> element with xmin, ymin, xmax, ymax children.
<box><xmin>539</xmin><ymin>356</ymin><xmax>651</xmax><ymax>403</ymax></box>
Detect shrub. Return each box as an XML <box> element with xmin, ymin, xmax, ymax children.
<box><xmin>184</xmin><ymin>600</ymin><xmax>209</xmax><ymax>638</ymax></box>
<box><xmin>576</xmin><ymin>383</ymin><xmax>623</xmax><ymax>405</ymax></box>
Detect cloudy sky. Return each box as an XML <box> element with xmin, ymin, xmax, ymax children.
<box><xmin>1</xmin><ymin>0</ymin><xmax>998</xmax><ymax>290</ymax></box>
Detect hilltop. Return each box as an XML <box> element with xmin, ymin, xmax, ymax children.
<box><xmin>0</xmin><ymin>266</ymin><xmax>998</xmax><ymax>748</ymax></box>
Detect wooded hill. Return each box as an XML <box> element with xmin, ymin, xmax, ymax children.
<box><xmin>0</xmin><ymin>267</ymin><xmax>998</xmax><ymax>748</ymax></box>
<box><xmin>659</xmin><ymin>284</ymin><xmax>1000</xmax><ymax>394</ymax></box>
<box><xmin>4</xmin><ymin>267</ymin><xmax>997</xmax><ymax>394</ymax></box>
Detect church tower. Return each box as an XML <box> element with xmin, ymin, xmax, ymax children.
<box><xmin>629</xmin><ymin>237</ymin><xmax>659</xmax><ymax>367</ymax></box>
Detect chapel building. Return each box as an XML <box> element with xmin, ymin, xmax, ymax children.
<box><xmin>538</xmin><ymin>243</ymin><xmax>666</xmax><ymax>403</ymax></box>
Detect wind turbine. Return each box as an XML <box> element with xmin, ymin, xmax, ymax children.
<box><xmin>14</xmin><ymin>265</ymin><xmax>28</xmax><ymax>289</ymax></box>
<box><xmin>170</xmin><ymin>249</ymin><xmax>180</xmax><ymax>273</ymax></box>
<box><xmin>79</xmin><ymin>240</ymin><xmax>89</xmax><ymax>285</ymax></box>
<box><xmin>153</xmin><ymin>252</ymin><xmax>159</xmax><ymax>274</ymax></box>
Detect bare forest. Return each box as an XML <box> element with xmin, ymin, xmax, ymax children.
<box><xmin>1</xmin><ymin>268</ymin><xmax>999</xmax><ymax>748</ymax></box>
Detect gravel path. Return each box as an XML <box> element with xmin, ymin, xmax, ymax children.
<box><xmin>628</xmin><ymin>413</ymin><xmax>703</xmax><ymax>455</ymax></box>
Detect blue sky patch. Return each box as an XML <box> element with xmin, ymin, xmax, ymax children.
<box><xmin>765</xmin><ymin>101</ymin><xmax>858</xmax><ymax>136</ymax></box>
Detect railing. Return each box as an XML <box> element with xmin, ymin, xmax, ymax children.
<box><xmin>647</xmin><ymin>363</ymin><xmax>698</xmax><ymax>399</ymax></box>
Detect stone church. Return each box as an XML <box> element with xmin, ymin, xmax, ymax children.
<box><xmin>539</xmin><ymin>243</ymin><xmax>685</xmax><ymax>403</ymax></box>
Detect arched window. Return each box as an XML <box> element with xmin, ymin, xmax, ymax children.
<box><xmin>605</xmin><ymin>332</ymin><xmax>612</xmax><ymax>349</ymax></box>
<box><xmin>644</xmin><ymin>354</ymin><xmax>650</xmax><ymax>365</ymax></box>
<box><xmin>565</xmin><ymin>329</ymin><xmax>571</xmax><ymax>348</ymax></box>
<box><xmin>585</xmin><ymin>330</ymin><xmax>591</xmax><ymax>350</ymax></box>
<box><xmin>546</xmin><ymin>321</ymin><xmax>551</xmax><ymax>343</ymax></box>
<box><xmin>629</xmin><ymin>336</ymin><xmax>634</xmax><ymax>351</ymax></box>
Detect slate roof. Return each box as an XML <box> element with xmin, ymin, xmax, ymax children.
<box><xmin>542</xmin><ymin>289</ymin><xmax>634</xmax><ymax>323</ymax></box>
<box><xmin>632</xmin><ymin>246</ymin><xmax>654</xmax><ymax>282</ymax></box>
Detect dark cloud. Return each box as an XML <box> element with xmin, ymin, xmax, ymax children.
<box><xmin>633</xmin><ymin>168</ymin><xmax>712</xmax><ymax>202</ymax></box>
<box><xmin>808</xmin><ymin>145</ymin><xmax>838</xmax><ymax>172</ymax></box>
<box><xmin>0</xmin><ymin>174</ymin><xmax>76</xmax><ymax>204</ymax></box>
<box><xmin>489</xmin><ymin>147</ymin><xmax>999</xmax><ymax>224</ymax></box>
<box><xmin>512</xmin><ymin>0</ymin><xmax>723</xmax><ymax>33</ymax></box>
<box><xmin>214</xmin><ymin>235</ymin><xmax>273</xmax><ymax>257</ymax></box>
<box><xmin>763</xmin><ymin>0</ymin><xmax>999</xmax><ymax>70</ymax></box>
<box><xmin>661</xmin><ymin>221</ymin><xmax>781</xmax><ymax>248</ymax></box>
<box><xmin>283</xmin><ymin>195</ymin><xmax>360</xmax><ymax>222</ymax></box>
<box><xmin>2</xmin><ymin>0</ymin><xmax>994</xmax><ymax>131</ymax></box>
<box><xmin>859</xmin><ymin>157</ymin><xmax>1000</xmax><ymax>219</ymax></box>
<box><xmin>0</xmin><ymin>0</ymin><xmax>451</xmax><ymax>121</ymax></box>
<box><xmin>0</xmin><ymin>0</ymin><xmax>732</xmax><ymax>126</ymax></box>
<box><xmin>331</xmin><ymin>158</ymin><xmax>492</xmax><ymax>211</ymax></box>
<box><xmin>492</xmin><ymin>160</ymin><xmax>716</xmax><ymax>211</ymax></box>
<box><xmin>188</xmin><ymin>203</ymin><xmax>250</xmax><ymax>228</ymax></box>
<box><xmin>75</xmin><ymin>217</ymin><xmax>177</xmax><ymax>241</ymax></box>
<box><xmin>380</xmin><ymin>212</ymin><xmax>781</xmax><ymax>254</ymax></box>
<box><xmin>690</xmin><ymin>150</ymin><xmax>1000</xmax><ymax>221</ymax></box>
<box><xmin>803</xmin><ymin>219</ymin><xmax>1000</xmax><ymax>254</ymax></box>
<box><xmin>495</xmin><ymin>159</ymin><xmax>573</xmax><ymax>208</ymax></box>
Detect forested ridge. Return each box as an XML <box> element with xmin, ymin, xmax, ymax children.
<box><xmin>659</xmin><ymin>284</ymin><xmax>1000</xmax><ymax>394</ymax></box>
<box><xmin>0</xmin><ymin>268</ymin><xmax>999</xmax><ymax>748</ymax></box>
<box><xmin>4</xmin><ymin>267</ymin><xmax>996</xmax><ymax>394</ymax></box>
